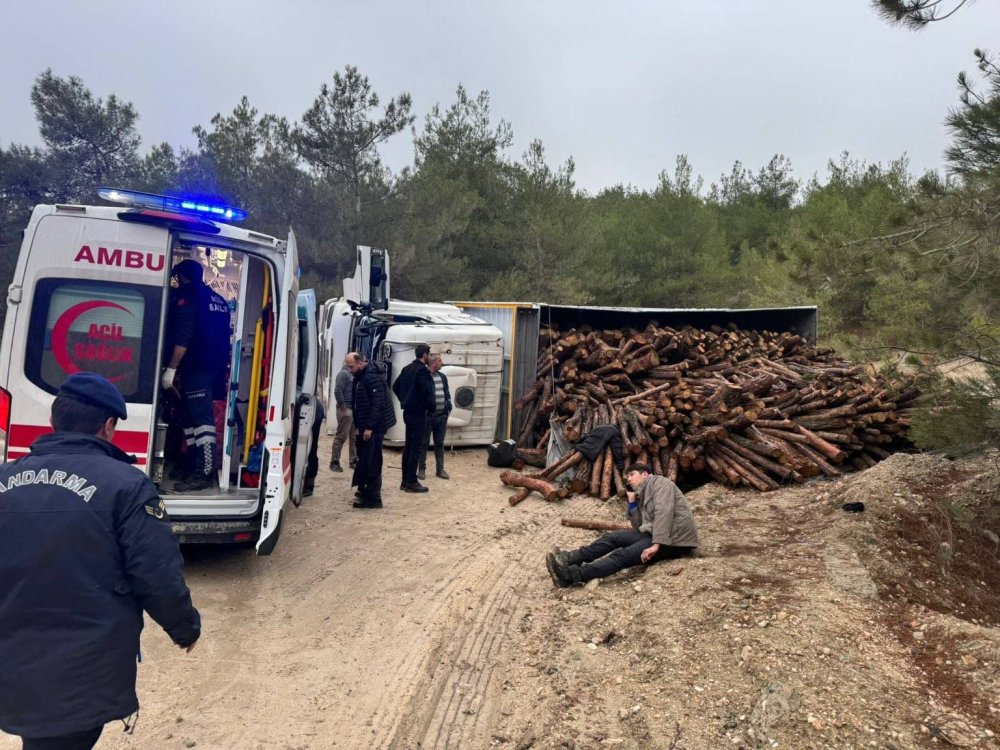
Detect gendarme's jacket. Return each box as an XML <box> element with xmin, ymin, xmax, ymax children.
<box><xmin>0</xmin><ymin>433</ymin><xmax>200</xmax><ymax>738</ymax></box>
<box><xmin>628</xmin><ymin>474</ymin><xmax>699</xmax><ymax>548</ymax></box>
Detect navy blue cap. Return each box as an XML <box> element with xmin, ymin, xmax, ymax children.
<box><xmin>172</xmin><ymin>259</ymin><xmax>204</xmax><ymax>283</ymax></box>
<box><xmin>57</xmin><ymin>372</ymin><xmax>128</xmax><ymax>420</ymax></box>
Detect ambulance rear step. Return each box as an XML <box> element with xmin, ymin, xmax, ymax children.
<box><xmin>170</xmin><ymin>519</ymin><xmax>258</xmax><ymax>545</ymax></box>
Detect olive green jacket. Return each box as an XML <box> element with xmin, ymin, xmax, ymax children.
<box><xmin>629</xmin><ymin>475</ymin><xmax>699</xmax><ymax>548</ymax></box>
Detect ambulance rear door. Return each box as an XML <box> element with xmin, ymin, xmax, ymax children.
<box><xmin>256</xmin><ymin>230</ymin><xmax>299</xmax><ymax>555</ymax></box>
<box><xmin>290</xmin><ymin>288</ymin><xmax>318</xmax><ymax>506</ymax></box>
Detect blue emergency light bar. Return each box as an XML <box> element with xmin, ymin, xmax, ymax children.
<box><xmin>97</xmin><ymin>188</ymin><xmax>248</xmax><ymax>222</ymax></box>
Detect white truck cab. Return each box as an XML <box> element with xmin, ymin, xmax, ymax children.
<box><xmin>321</xmin><ymin>247</ymin><xmax>504</xmax><ymax>446</ymax></box>
<box><xmin>0</xmin><ymin>189</ymin><xmax>318</xmax><ymax>555</ymax></box>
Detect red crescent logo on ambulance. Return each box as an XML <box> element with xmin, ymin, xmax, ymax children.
<box><xmin>51</xmin><ymin>300</ymin><xmax>133</xmax><ymax>380</ymax></box>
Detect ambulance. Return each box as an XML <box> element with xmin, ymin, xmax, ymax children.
<box><xmin>0</xmin><ymin>189</ymin><xmax>319</xmax><ymax>555</ymax></box>
<box><xmin>320</xmin><ymin>247</ymin><xmax>505</xmax><ymax>447</ymax></box>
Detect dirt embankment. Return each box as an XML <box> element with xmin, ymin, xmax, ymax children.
<box><xmin>490</xmin><ymin>451</ymin><xmax>1000</xmax><ymax>750</ymax></box>
<box><xmin>1</xmin><ymin>440</ymin><xmax>997</xmax><ymax>750</ymax></box>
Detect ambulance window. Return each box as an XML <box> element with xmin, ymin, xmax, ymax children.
<box><xmin>296</xmin><ymin>318</ymin><xmax>309</xmax><ymax>391</ymax></box>
<box><xmin>26</xmin><ymin>279</ymin><xmax>162</xmax><ymax>403</ymax></box>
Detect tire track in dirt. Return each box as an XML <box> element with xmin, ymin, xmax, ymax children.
<box><xmin>380</xmin><ymin>505</ymin><xmax>575</xmax><ymax>750</ymax></box>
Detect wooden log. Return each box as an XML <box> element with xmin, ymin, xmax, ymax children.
<box><xmin>517</xmin><ymin>402</ymin><xmax>538</xmax><ymax>447</ymax></box>
<box><xmin>600</xmin><ymin>446</ymin><xmax>614</xmax><ymax>500</ymax></box>
<box><xmin>704</xmin><ymin>451</ymin><xmax>741</xmax><ymax>486</ymax></box>
<box><xmin>561</xmin><ymin>517</ymin><xmax>631</xmax><ymax>532</ymax></box>
<box><xmin>589</xmin><ymin>448</ymin><xmax>605</xmax><ymax>496</ymax></box>
<box><xmin>712</xmin><ymin>445</ymin><xmax>780</xmax><ymax>491</ymax></box>
<box><xmin>516</xmin><ymin>447</ymin><xmax>547</xmax><ymax>468</ymax></box>
<box><xmin>795</xmin><ymin>425</ymin><xmax>848</xmax><ymax>463</ymax></box>
<box><xmin>499</xmin><ymin>470</ymin><xmax>563</xmax><ymax>501</ymax></box>
<box><xmin>540</xmin><ymin>450</ymin><xmax>584</xmax><ymax>480</ymax></box>
<box><xmin>612</xmin><ymin>462</ymin><xmax>627</xmax><ymax>499</ymax></box>
<box><xmin>508</xmin><ymin>487</ymin><xmax>531</xmax><ymax>506</ymax></box>
<box><xmin>570</xmin><ymin>462</ymin><xmax>591</xmax><ymax>495</ymax></box>
<box><xmin>515</xmin><ymin>379</ymin><xmax>544</xmax><ymax>411</ymax></box>
<box><xmin>720</xmin><ymin>437</ymin><xmax>802</xmax><ymax>483</ymax></box>
<box><xmin>792</xmin><ymin>442</ymin><xmax>843</xmax><ymax>477</ymax></box>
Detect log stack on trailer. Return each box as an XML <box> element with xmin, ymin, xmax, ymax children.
<box><xmin>501</xmin><ymin>322</ymin><xmax>918</xmax><ymax>503</ymax></box>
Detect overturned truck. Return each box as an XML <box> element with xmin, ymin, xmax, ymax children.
<box><xmin>455</xmin><ymin>303</ymin><xmax>917</xmax><ymax>501</ymax></box>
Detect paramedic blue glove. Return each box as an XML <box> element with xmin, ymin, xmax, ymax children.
<box><xmin>161</xmin><ymin>367</ymin><xmax>177</xmax><ymax>390</ymax></box>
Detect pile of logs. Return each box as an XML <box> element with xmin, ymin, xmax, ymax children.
<box><xmin>502</xmin><ymin>323</ymin><xmax>918</xmax><ymax>503</ymax></box>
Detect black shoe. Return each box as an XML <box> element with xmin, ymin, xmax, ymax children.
<box><xmin>402</xmin><ymin>482</ymin><xmax>429</xmax><ymax>493</ymax></box>
<box><xmin>436</xmin><ymin>468</ymin><xmax>450</xmax><ymax>480</ymax></box>
<box><xmin>551</xmin><ymin>547</ymin><xmax>576</xmax><ymax>568</ymax></box>
<box><xmin>330</xmin><ymin>461</ymin><xmax>343</xmax><ymax>473</ymax></box>
<box><xmin>303</xmin><ymin>481</ymin><xmax>315</xmax><ymax>498</ymax></box>
<box><xmin>546</xmin><ymin>553</ymin><xmax>570</xmax><ymax>588</ymax></box>
<box><xmin>546</xmin><ymin>553</ymin><xmax>582</xmax><ymax>588</ymax></box>
<box><xmin>352</xmin><ymin>500</ymin><xmax>383</xmax><ymax>509</ymax></box>
<box><xmin>417</xmin><ymin>467</ymin><xmax>426</xmax><ymax>480</ymax></box>
<box><xmin>169</xmin><ymin>463</ymin><xmax>194</xmax><ymax>481</ymax></box>
<box><xmin>355</xmin><ymin>490</ymin><xmax>364</xmax><ymax>499</ymax></box>
<box><xmin>174</xmin><ymin>474</ymin><xmax>214</xmax><ymax>492</ymax></box>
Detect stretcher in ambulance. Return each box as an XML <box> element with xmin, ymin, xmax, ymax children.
<box><xmin>0</xmin><ymin>189</ymin><xmax>318</xmax><ymax>555</ymax></box>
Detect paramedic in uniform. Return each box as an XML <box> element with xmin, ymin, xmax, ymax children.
<box><xmin>0</xmin><ymin>372</ymin><xmax>200</xmax><ymax>750</ymax></box>
<box><xmin>161</xmin><ymin>258</ymin><xmax>232</xmax><ymax>492</ymax></box>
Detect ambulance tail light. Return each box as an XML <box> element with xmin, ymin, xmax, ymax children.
<box><xmin>0</xmin><ymin>386</ymin><xmax>11</xmax><ymax>463</ymax></box>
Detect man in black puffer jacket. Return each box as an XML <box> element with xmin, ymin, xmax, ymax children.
<box><xmin>347</xmin><ymin>352</ymin><xmax>396</xmax><ymax>509</ymax></box>
<box><xmin>0</xmin><ymin>372</ymin><xmax>201</xmax><ymax>750</ymax></box>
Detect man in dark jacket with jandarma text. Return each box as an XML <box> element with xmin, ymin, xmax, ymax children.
<box><xmin>0</xmin><ymin>372</ymin><xmax>200</xmax><ymax>750</ymax></box>
<box><xmin>392</xmin><ymin>343</ymin><xmax>435</xmax><ymax>493</ymax></box>
<box><xmin>546</xmin><ymin>463</ymin><xmax>698</xmax><ymax>587</ymax></box>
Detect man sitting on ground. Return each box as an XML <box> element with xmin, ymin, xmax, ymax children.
<box><xmin>546</xmin><ymin>463</ymin><xmax>698</xmax><ymax>587</ymax></box>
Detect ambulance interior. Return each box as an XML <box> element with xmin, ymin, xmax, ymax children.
<box><xmin>154</xmin><ymin>241</ymin><xmax>276</xmax><ymax>498</ymax></box>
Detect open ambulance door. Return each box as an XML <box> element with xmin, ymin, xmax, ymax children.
<box><xmin>256</xmin><ymin>230</ymin><xmax>300</xmax><ymax>556</ymax></box>
<box><xmin>290</xmin><ymin>289</ymin><xmax>319</xmax><ymax>507</ymax></box>
<box><xmin>343</xmin><ymin>245</ymin><xmax>390</xmax><ymax>311</ymax></box>
<box><xmin>443</xmin><ymin>365</ymin><xmax>477</xmax><ymax>428</ymax></box>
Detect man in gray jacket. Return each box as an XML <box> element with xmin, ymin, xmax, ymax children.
<box><xmin>546</xmin><ymin>463</ymin><xmax>698</xmax><ymax>587</ymax></box>
<box><xmin>329</xmin><ymin>364</ymin><xmax>357</xmax><ymax>472</ymax></box>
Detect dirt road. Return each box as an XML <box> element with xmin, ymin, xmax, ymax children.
<box><xmin>2</xmin><ymin>439</ymin><xmax>998</xmax><ymax>749</ymax></box>
<box><xmin>3</xmin><ymin>439</ymin><xmax>561</xmax><ymax>750</ymax></box>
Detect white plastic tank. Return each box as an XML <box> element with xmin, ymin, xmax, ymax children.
<box><xmin>380</xmin><ymin>322</ymin><xmax>504</xmax><ymax>447</ymax></box>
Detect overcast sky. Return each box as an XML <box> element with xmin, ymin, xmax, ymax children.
<box><xmin>1</xmin><ymin>1</ymin><xmax>997</xmax><ymax>193</ymax></box>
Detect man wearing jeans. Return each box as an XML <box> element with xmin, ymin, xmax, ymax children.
<box><xmin>329</xmin><ymin>364</ymin><xmax>357</xmax><ymax>472</ymax></box>
<box><xmin>418</xmin><ymin>354</ymin><xmax>451</xmax><ymax>480</ymax></box>
<box><xmin>546</xmin><ymin>463</ymin><xmax>698</xmax><ymax>587</ymax></box>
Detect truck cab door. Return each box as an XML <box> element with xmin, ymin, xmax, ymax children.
<box><xmin>442</xmin><ymin>365</ymin><xmax>477</xmax><ymax>428</ymax></box>
<box><xmin>290</xmin><ymin>289</ymin><xmax>319</xmax><ymax>507</ymax></box>
<box><xmin>344</xmin><ymin>245</ymin><xmax>390</xmax><ymax>311</ymax></box>
<box><xmin>257</xmin><ymin>230</ymin><xmax>300</xmax><ymax>556</ymax></box>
